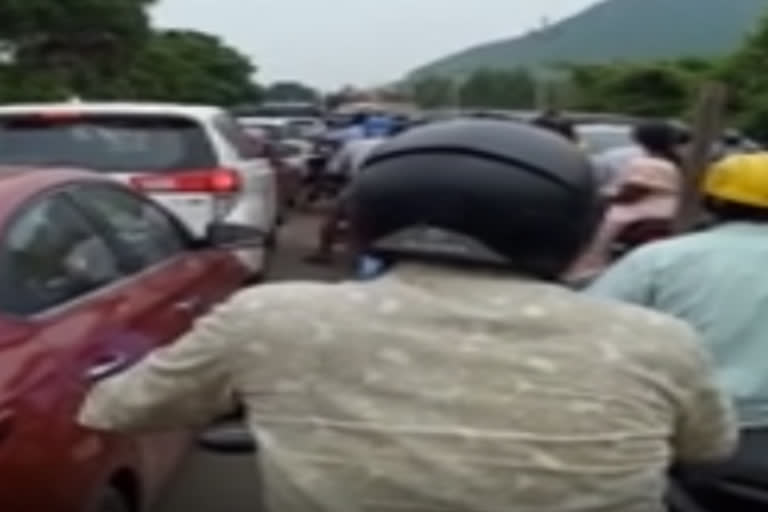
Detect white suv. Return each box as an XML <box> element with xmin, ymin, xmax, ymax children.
<box><xmin>0</xmin><ymin>102</ymin><xmax>279</xmax><ymax>280</ymax></box>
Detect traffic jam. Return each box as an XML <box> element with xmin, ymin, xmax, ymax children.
<box><xmin>0</xmin><ymin>99</ymin><xmax>764</xmax><ymax>512</ymax></box>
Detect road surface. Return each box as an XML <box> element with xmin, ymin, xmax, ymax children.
<box><xmin>155</xmin><ymin>211</ymin><xmax>345</xmax><ymax>512</ymax></box>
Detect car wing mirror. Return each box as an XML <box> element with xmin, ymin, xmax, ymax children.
<box><xmin>204</xmin><ymin>223</ymin><xmax>266</xmax><ymax>249</ymax></box>
<box><xmin>198</xmin><ymin>419</ymin><xmax>258</xmax><ymax>454</ymax></box>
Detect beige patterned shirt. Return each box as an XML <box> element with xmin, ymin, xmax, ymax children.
<box><xmin>79</xmin><ymin>264</ymin><xmax>737</xmax><ymax>512</ymax></box>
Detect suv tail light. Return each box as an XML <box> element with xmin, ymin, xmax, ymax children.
<box><xmin>130</xmin><ymin>168</ymin><xmax>242</xmax><ymax>194</ymax></box>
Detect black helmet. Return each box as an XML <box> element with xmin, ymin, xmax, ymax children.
<box><xmin>348</xmin><ymin>119</ymin><xmax>602</xmax><ymax>280</ymax></box>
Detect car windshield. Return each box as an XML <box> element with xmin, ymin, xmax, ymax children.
<box><xmin>577</xmin><ymin>125</ymin><xmax>634</xmax><ymax>154</ymax></box>
<box><xmin>0</xmin><ymin>114</ymin><xmax>217</xmax><ymax>172</ymax></box>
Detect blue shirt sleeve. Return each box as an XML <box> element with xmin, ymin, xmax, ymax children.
<box><xmin>586</xmin><ymin>248</ymin><xmax>657</xmax><ymax>306</ymax></box>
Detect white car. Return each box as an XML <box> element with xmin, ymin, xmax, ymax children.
<box><xmin>0</xmin><ymin>102</ymin><xmax>279</xmax><ymax>280</ymax></box>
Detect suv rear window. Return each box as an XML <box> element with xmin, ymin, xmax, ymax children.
<box><xmin>0</xmin><ymin>114</ymin><xmax>218</xmax><ymax>172</ymax></box>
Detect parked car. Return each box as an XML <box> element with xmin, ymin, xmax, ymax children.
<box><xmin>0</xmin><ymin>102</ymin><xmax>280</xmax><ymax>280</ymax></box>
<box><xmin>0</xmin><ymin>168</ymin><xmax>255</xmax><ymax>512</ymax></box>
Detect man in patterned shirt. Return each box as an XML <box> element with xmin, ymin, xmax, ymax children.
<box><xmin>79</xmin><ymin>120</ymin><xmax>736</xmax><ymax>512</ymax></box>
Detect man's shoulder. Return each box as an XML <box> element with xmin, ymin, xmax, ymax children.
<box><xmin>576</xmin><ymin>289</ymin><xmax>682</xmax><ymax>327</ymax></box>
<box><xmin>226</xmin><ymin>280</ymin><xmax>373</xmax><ymax>314</ymax></box>
<box><xmin>628</xmin><ymin>229</ymin><xmax>720</xmax><ymax>263</ymax></box>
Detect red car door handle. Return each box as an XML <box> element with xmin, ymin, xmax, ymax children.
<box><xmin>85</xmin><ymin>353</ymin><xmax>130</xmax><ymax>382</ymax></box>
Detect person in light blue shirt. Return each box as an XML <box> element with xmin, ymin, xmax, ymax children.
<box><xmin>588</xmin><ymin>153</ymin><xmax>768</xmax><ymax>428</ymax></box>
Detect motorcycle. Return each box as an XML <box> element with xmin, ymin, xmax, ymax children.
<box><xmin>669</xmin><ymin>470</ymin><xmax>768</xmax><ymax>512</ymax></box>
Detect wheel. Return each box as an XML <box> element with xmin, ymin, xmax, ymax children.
<box><xmin>88</xmin><ymin>487</ymin><xmax>132</xmax><ymax>512</ymax></box>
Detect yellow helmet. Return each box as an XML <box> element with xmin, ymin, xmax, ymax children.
<box><xmin>703</xmin><ymin>152</ymin><xmax>768</xmax><ymax>209</ymax></box>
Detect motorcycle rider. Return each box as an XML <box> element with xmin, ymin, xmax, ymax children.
<box><xmin>305</xmin><ymin>122</ymin><xmax>408</xmax><ymax>264</ymax></box>
<box><xmin>79</xmin><ymin>120</ymin><xmax>736</xmax><ymax>512</ymax></box>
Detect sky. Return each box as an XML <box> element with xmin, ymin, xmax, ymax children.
<box><xmin>151</xmin><ymin>0</ymin><xmax>596</xmax><ymax>90</ymax></box>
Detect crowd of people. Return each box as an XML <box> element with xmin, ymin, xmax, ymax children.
<box><xmin>72</xmin><ymin>110</ymin><xmax>768</xmax><ymax>511</ymax></box>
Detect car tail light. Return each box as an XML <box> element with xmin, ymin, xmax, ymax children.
<box><xmin>130</xmin><ymin>168</ymin><xmax>242</xmax><ymax>194</ymax></box>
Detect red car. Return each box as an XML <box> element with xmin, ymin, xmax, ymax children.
<box><xmin>0</xmin><ymin>168</ymin><xmax>252</xmax><ymax>512</ymax></box>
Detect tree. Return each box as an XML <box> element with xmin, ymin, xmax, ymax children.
<box><xmin>567</xmin><ymin>63</ymin><xmax>695</xmax><ymax>117</ymax></box>
<box><xmin>718</xmin><ymin>13</ymin><xmax>768</xmax><ymax>136</ymax></box>
<box><xmin>0</xmin><ymin>2</ymin><xmax>265</xmax><ymax>105</ymax></box>
<box><xmin>409</xmin><ymin>76</ymin><xmax>454</xmax><ymax>108</ymax></box>
<box><xmin>459</xmin><ymin>68</ymin><xmax>535</xmax><ymax>109</ymax></box>
<box><xmin>0</xmin><ymin>0</ymin><xmax>155</xmax><ymax>96</ymax></box>
<box><xmin>264</xmin><ymin>81</ymin><xmax>319</xmax><ymax>102</ymax></box>
<box><xmin>93</xmin><ymin>30</ymin><xmax>262</xmax><ymax>105</ymax></box>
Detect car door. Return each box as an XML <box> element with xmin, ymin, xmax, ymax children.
<box><xmin>0</xmin><ymin>191</ymin><xmax>140</xmax><ymax>511</ymax></box>
<box><xmin>68</xmin><ymin>182</ymin><xmax>245</xmax><ymax>317</ymax></box>
<box><xmin>66</xmin><ymin>183</ymin><xmax>246</xmax><ymax>493</ymax></box>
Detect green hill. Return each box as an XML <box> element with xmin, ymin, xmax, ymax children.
<box><xmin>410</xmin><ymin>0</ymin><xmax>768</xmax><ymax>78</ymax></box>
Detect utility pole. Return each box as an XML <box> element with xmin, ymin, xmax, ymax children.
<box><xmin>674</xmin><ymin>82</ymin><xmax>728</xmax><ymax>232</ymax></box>
<box><xmin>533</xmin><ymin>15</ymin><xmax>552</xmax><ymax>112</ymax></box>
<box><xmin>452</xmin><ymin>75</ymin><xmax>463</xmax><ymax>113</ymax></box>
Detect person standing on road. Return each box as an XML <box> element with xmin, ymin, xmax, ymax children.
<box><xmin>588</xmin><ymin>153</ymin><xmax>768</xmax><ymax>501</ymax></box>
<box><xmin>588</xmin><ymin>153</ymin><xmax>768</xmax><ymax>465</ymax></box>
<box><xmin>79</xmin><ymin>120</ymin><xmax>736</xmax><ymax>512</ymax></box>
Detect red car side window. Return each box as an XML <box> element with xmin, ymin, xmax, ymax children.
<box><xmin>0</xmin><ymin>194</ymin><xmax>123</xmax><ymax>315</ymax></box>
<box><xmin>67</xmin><ymin>185</ymin><xmax>190</xmax><ymax>274</ymax></box>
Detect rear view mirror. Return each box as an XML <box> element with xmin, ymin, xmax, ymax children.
<box><xmin>198</xmin><ymin>420</ymin><xmax>258</xmax><ymax>454</ymax></box>
<box><xmin>205</xmin><ymin>223</ymin><xmax>265</xmax><ymax>249</ymax></box>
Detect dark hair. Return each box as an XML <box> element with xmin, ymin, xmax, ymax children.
<box><xmin>632</xmin><ymin>122</ymin><xmax>685</xmax><ymax>166</ymax></box>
